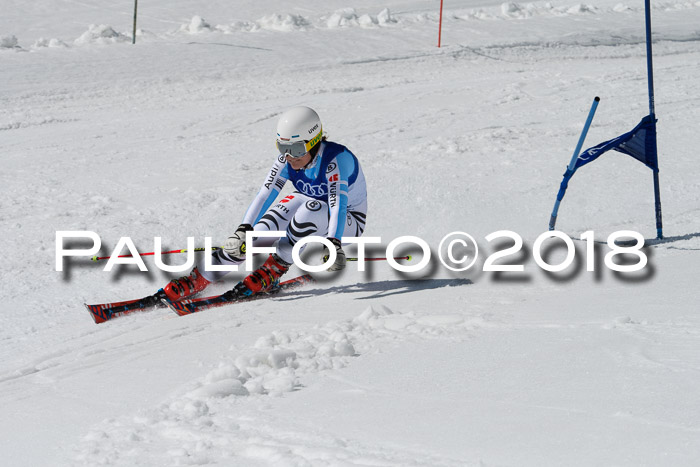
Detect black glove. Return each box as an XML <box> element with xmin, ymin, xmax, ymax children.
<box><xmin>322</xmin><ymin>237</ymin><xmax>346</xmax><ymax>271</ymax></box>
<box><xmin>223</xmin><ymin>224</ymin><xmax>253</xmax><ymax>260</ymax></box>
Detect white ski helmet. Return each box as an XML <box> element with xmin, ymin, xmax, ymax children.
<box><xmin>275</xmin><ymin>106</ymin><xmax>323</xmax><ymax>158</ymax></box>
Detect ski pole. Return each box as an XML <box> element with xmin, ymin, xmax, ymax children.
<box><xmin>91</xmin><ymin>247</ymin><xmax>221</xmax><ymax>262</ymax></box>
<box><xmin>347</xmin><ymin>256</ymin><xmax>411</xmax><ymax>262</ymax></box>
<box><xmin>92</xmin><ymin>249</ymin><xmax>411</xmax><ymax>262</ymax></box>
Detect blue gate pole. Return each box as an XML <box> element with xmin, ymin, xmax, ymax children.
<box><xmin>645</xmin><ymin>0</ymin><xmax>663</xmax><ymax>239</ymax></box>
<box><xmin>645</xmin><ymin>0</ymin><xmax>655</xmax><ymax>116</ymax></box>
<box><xmin>549</xmin><ymin>97</ymin><xmax>600</xmax><ymax>231</ymax></box>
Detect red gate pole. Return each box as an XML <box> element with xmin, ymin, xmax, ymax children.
<box><xmin>438</xmin><ymin>0</ymin><xmax>444</xmax><ymax>47</ymax></box>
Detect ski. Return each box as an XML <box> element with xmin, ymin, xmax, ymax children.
<box><xmin>163</xmin><ymin>274</ymin><xmax>316</xmax><ymax>316</ymax></box>
<box><xmin>85</xmin><ymin>291</ymin><xmax>167</xmax><ymax>324</ymax></box>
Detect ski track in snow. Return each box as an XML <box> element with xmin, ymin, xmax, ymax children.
<box><xmin>72</xmin><ymin>305</ymin><xmax>482</xmax><ymax>466</ymax></box>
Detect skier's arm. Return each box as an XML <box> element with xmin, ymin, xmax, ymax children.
<box><xmin>326</xmin><ymin>152</ymin><xmax>353</xmax><ymax>240</ymax></box>
<box><xmin>241</xmin><ymin>156</ymin><xmax>289</xmax><ymax>226</ymax></box>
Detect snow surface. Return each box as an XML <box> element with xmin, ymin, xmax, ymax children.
<box><xmin>2</xmin><ymin>0</ymin><xmax>700</xmax><ymax>465</ymax></box>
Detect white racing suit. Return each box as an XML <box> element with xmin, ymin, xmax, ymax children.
<box><xmin>201</xmin><ymin>141</ymin><xmax>367</xmax><ymax>281</ymax></box>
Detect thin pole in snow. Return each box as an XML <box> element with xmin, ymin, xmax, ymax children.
<box><xmin>645</xmin><ymin>0</ymin><xmax>663</xmax><ymax>239</ymax></box>
<box><xmin>438</xmin><ymin>0</ymin><xmax>444</xmax><ymax>47</ymax></box>
<box><xmin>645</xmin><ymin>0</ymin><xmax>655</xmax><ymax>116</ymax></box>
<box><xmin>132</xmin><ymin>0</ymin><xmax>138</xmax><ymax>44</ymax></box>
<box><xmin>565</xmin><ymin>97</ymin><xmax>600</xmax><ymax>174</ymax></box>
<box><xmin>548</xmin><ymin>97</ymin><xmax>600</xmax><ymax>231</ymax></box>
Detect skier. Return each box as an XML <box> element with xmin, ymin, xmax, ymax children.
<box><xmin>163</xmin><ymin>106</ymin><xmax>367</xmax><ymax>300</ymax></box>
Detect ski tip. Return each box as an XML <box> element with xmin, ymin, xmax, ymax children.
<box><xmin>594</xmin><ymin>96</ymin><xmax>600</xmax><ymax>102</ymax></box>
<box><xmin>84</xmin><ymin>303</ymin><xmax>105</xmax><ymax>324</ymax></box>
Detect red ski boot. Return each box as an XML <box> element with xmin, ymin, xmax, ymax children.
<box><xmin>163</xmin><ymin>267</ymin><xmax>211</xmax><ymax>301</ymax></box>
<box><xmin>242</xmin><ymin>254</ymin><xmax>291</xmax><ymax>294</ymax></box>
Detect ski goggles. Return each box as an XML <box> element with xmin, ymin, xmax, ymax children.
<box><xmin>276</xmin><ymin>131</ymin><xmax>323</xmax><ymax>159</ymax></box>
<box><xmin>276</xmin><ymin>140</ymin><xmax>311</xmax><ymax>159</ymax></box>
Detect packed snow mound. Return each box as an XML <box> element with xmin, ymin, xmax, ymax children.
<box><xmin>326</xmin><ymin>9</ymin><xmax>361</xmax><ymax>28</ymax></box>
<box><xmin>498</xmin><ymin>2</ymin><xmax>597</xmax><ymax>18</ymax></box>
<box><xmin>566</xmin><ymin>3</ymin><xmax>598</xmax><ymax>14</ymax></box>
<box><xmin>0</xmin><ymin>35</ymin><xmax>19</xmax><ymax>49</ymax></box>
<box><xmin>326</xmin><ymin>8</ymin><xmax>397</xmax><ymax>28</ymax></box>
<box><xmin>500</xmin><ymin>2</ymin><xmax>533</xmax><ymax>18</ymax></box>
<box><xmin>32</xmin><ymin>37</ymin><xmax>68</xmax><ymax>49</ymax></box>
<box><xmin>180</xmin><ymin>9</ymin><xmax>396</xmax><ymax>34</ymax></box>
<box><xmin>183</xmin><ymin>13</ymin><xmax>309</xmax><ymax>33</ymax></box>
<box><xmin>257</xmin><ymin>14</ymin><xmax>310</xmax><ymax>32</ymax></box>
<box><xmin>377</xmin><ymin>8</ymin><xmax>397</xmax><ymax>24</ymax></box>
<box><xmin>613</xmin><ymin>3</ymin><xmax>633</xmax><ymax>12</ymax></box>
<box><xmin>180</xmin><ymin>15</ymin><xmax>212</xmax><ymax>34</ymax></box>
<box><xmin>74</xmin><ymin>24</ymin><xmax>129</xmax><ymax>45</ymax></box>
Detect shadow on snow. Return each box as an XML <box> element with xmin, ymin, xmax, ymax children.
<box><xmin>273</xmin><ymin>278</ymin><xmax>473</xmax><ymax>302</ymax></box>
